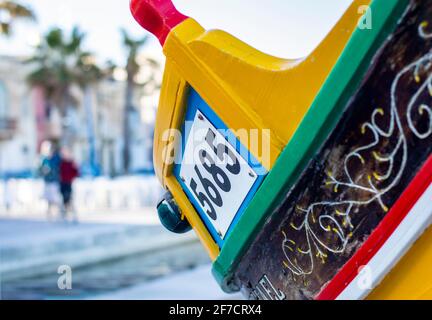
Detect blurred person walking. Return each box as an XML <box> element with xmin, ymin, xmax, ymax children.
<box><xmin>59</xmin><ymin>148</ymin><xmax>79</xmax><ymax>223</ymax></box>
<box><xmin>39</xmin><ymin>141</ymin><xmax>61</xmax><ymax>220</ymax></box>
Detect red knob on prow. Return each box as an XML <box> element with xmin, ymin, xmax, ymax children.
<box><xmin>130</xmin><ymin>0</ymin><xmax>188</xmax><ymax>46</ymax></box>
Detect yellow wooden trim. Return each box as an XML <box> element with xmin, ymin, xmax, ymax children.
<box><xmin>153</xmin><ymin>61</ymin><xmax>183</xmax><ymax>184</ymax></box>
<box><xmin>153</xmin><ymin>61</ymin><xmax>220</xmax><ymax>259</ymax></box>
<box><xmin>368</xmin><ymin>226</ymin><xmax>432</xmax><ymax>300</ymax></box>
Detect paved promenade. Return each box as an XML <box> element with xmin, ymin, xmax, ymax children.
<box><xmin>0</xmin><ymin>209</ymin><xmax>242</xmax><ymax>300</ymax></box>
<box><xmin>92</xmin><ymin>265</ymin><xmax>243</xmax><ymax>300</ymax></box>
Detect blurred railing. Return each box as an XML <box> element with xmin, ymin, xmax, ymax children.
<box><xmin>0</xmin><ymin>176</ymin><xmax>164</xmax><ymax>214</ymax></box>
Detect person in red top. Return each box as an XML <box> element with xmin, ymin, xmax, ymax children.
<box><xmin>59</xmin><ymin>148</ymin><xmax>79</xmax><ymax>222</ymax></box>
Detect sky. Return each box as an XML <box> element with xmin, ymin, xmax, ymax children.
<box><xmin>0</xmin><ymin>0</ymin><xmax>353</xmax><ymax>66</ymax></box>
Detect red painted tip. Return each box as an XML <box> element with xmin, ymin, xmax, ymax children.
<box><xmin>130</xmin><ymin>0</ymin><xmax>188</xmax><ymax>46</ymax></box>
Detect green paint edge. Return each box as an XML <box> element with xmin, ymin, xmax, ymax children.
<box><xmin>212</xmin><ymin>0</ymin><xmax>411</xmax><ymax>292</ymax></box>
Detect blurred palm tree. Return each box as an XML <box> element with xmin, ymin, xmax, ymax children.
<box><xmin>27</xmin><ymin>27</ymin><xmax>99</xmax><ymax>108</ymax></box>
<box><xmin>120</xmin><ymin>28</ymin><xmax>159</xmax><ymax>174</ymax></box>
<box><xmin>27</xmin><ymin>26</ymin><xmax>103</xmax><ymax>173</ymax></box>
<box><xmin>0</xmin><ymin>0</ymin><xmax>35</xmax><ymax>36</ymax></box>
<box><xmin>27</xmin><ymin>27</ymin><xmax>102</xmax><ymax>112</ymax></box>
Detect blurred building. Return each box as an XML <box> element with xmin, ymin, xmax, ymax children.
<box><xmin>0</xmin><ymin>56</ymin><xmax>36</xmax><ymax>178</ymax></box>
<box><xmin>0</xmin><ymin>55</ymin><xmax>159</xmax><ymax>178</ymax></box>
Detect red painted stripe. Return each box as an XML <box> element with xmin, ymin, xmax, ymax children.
<box><xmin>316</xmin><ymin>155</ymin><xmax>432</xmax><ymax>300</ymax></box>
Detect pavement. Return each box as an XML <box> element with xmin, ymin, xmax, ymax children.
<box><xmin>0</xmin><ymin>209</ymin><xmax>199</xmax><ymax>282</ymax></box>
<box><xmin>0</xmin><ymin>210</ymin><xmax>243</xmax><ymax>300</ymax></box>
<box><xmin>92</xmin><ymin>264</ymin><xmax>243</xmax><ymax>300</ymax></box>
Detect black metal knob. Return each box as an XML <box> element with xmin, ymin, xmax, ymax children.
<box><xmin>157</xmin><ymin>192</ymin><xmax>192</xmax><ymax>234</ymax></box>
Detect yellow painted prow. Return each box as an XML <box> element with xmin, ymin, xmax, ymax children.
<box><xmin>149</xmin><ymin>0</ymin><xmax>371</xmax><ymax>259</ymax></box>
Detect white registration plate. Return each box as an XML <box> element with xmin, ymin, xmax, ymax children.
<box><xmin>178</xmin><ymin>111</ymin><xmax>258</xmax><ymax>240</ymax></box>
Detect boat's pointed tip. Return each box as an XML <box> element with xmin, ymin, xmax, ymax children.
<box><xmin>130</xmin><ymin>0</ymin><xmax>188</xmax><ymax>46</ymax></box>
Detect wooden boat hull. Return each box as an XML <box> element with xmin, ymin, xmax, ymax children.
<box><xmin>231</xmin><ymin>0</ymin><xmax>432</xmax><ymax>300</ymax></box>
<box><xmin>131</xmin><ymin>0</ymin><xmax>432</xmax><ymax>299</ymax></box>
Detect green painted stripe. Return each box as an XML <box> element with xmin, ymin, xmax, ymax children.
<box><xmin>212</xmin><ymin>0</ymin><xmax>411</xmax><ymax>292</ymax></box>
